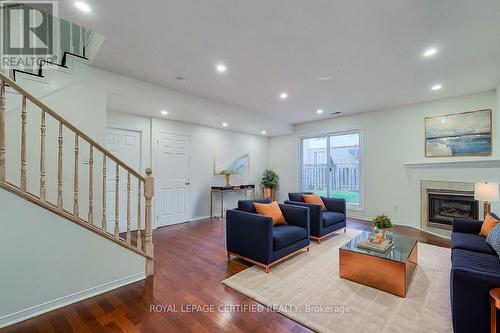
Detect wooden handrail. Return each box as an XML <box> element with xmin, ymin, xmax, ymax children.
<box><xmin>0</xmin><ymin>73</ymin><xmax>154</xmax><ymax>277</ymax></box>
<box><xmin>0</xmin><ymin>71</ymin><xmax>144</xmax><ymax>181</ymax></box>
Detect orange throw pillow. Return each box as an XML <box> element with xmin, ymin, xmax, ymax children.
<box><xmin>480</xmin><ymin>214</ymin><xmax>500</xmax><ymax>237</ymax></box>
<box><xmin>303</xmin><ymin>194</ymin><xmax>326</xmax><ymax>211</ymax></box>
<box><xmin>253</xmin><ymin>201</ymin><xmax>287</xmax><ymax>226</ymax></box>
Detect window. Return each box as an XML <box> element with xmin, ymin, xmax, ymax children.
<box><xmin>300</xmin><ymin>130</ymin><xmax>362</xmax><ymax>209</ymax></box>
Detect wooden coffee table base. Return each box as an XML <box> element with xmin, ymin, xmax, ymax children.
<box><xmin>339</xmin><ymin>244</ymin><xmax>418</xmax><ymax>297</ymax></box>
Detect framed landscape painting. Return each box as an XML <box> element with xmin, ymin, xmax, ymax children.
<box><xmin>425</xmin><ymin>109</ymin><xmax>492</xmax><ymax>157</ymax></box>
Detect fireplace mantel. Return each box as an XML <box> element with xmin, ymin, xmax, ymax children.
<box><xmin>405</xmin><ymin>159</ymin><xmax>500</xmax><ymax>169</ymax></box>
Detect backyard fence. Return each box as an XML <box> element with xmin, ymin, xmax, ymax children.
<box><xmin>302</xmin><ymin>161</ymin><xmax>360</xmax><ymax>191</ymax></box>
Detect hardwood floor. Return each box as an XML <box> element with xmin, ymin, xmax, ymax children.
<box><xmin>3</xmin><ymin>218</ymin><xmax>450</xmax><ymax>333</ymax></box>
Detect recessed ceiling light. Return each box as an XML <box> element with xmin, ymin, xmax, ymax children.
<box><xmin>319</xmin><ymin>75</ymin><xmax>332</xmax><ymax>81</ymax></box>
<box><xmin>261</xmin><ymin>130</ymin><xmax>267</xmax><ymax>135</ymax></box>
<box><xmin>216</xmin><ymin>63</ymin><xmax>227</xmax><ymax>73</ymax></box>
<box><xmin>74</xmin><ymin>1</ymin><xmax>91</xmax><ymax>13</ymax></box>
<box><xmin>431</xmin><ymin>84</ymin><xmax>442</xmax><ymax>91</ymax></box>
<box><xmin>316</xmin><ymin>109</ymin><xmax>324</xmax><ymax>114</ymax></box>
<box><xmin>222</xmin><ymin>122</ymin><xmax>228</xmax><ymax>127</ymax></box>
<box><xmin>161</xmin><ymin>110</ymin><xmax>168</xmax><ymax>115</ymax></box>
<box><xmin>279</xmin><ymin>92</ymin><xmax>288</xmax><ymax>100</ymax></box>
<box><xmin>423</xmin><ymin>47</ymin><xmax>438</xmax><ymax>58</ymax></box>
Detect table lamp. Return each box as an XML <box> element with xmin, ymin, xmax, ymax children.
<box><xmin>474</xmin><ymin>182</ymin><xmax>499</xmax><ymax>219</ymax></box>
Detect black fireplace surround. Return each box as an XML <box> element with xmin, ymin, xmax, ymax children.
<box><xmin>428</xmin><ymin>193</ymin><xmax>479</xmax><ymax>227</ymax></box>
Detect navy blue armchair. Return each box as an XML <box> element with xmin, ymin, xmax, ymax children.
<box><xmin>285</xmin><ymin>192</ymin><xmax>346</xmax><ymax>243</ymax></box>
<box><xmin>226</xmin><ymin>199</ymin><xmax>310</xmax><ymax>272</ymax></box>
<box><xmin>451</xmin><ymin>218</ymin><xmax>500</xmax><ymax>333</ymax></box>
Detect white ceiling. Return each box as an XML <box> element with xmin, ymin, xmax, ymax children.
<box><xmin>59</xmin><ymin>0</ymin><xmax>500</xmax><ymax>125</ymax></box>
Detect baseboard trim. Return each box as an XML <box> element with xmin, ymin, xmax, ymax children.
<box><xmin>409</xmin><ymin>225</ymin><xmax>451</xmax><ymax>240</ymax></box>
<box><xmin>191</xmin><ymin>215</ymin><xmax>210</xmax><ymax>221</ymax></box>
<box><xmin>0</xmin><ymin>272</ymin><xmax>146</xmax><ymax>328</ymax></box>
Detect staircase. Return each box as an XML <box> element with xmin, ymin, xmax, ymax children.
<box><xmin>0</xmin><ymin>4</ymin><xmax>153</xmax><ymax>274</ymax></box>
<box><xmin>0</xmin><ymin>5</ymin><xmax>154</xmax><ymax>327</ymax></box>
<box><xmin>0</xmin><ymin>70</ymin><xmax>155</xmax><ymax>276</ymax></box>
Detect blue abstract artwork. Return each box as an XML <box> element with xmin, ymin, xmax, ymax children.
<box><xmin>214</xmin><ymin>153</ymin><xmax>250</xmax><ymax>175</ymax></box>
<box><xmin>425</xmin><ymin>109</ymin><xmax>492</xmax><ymax>157</ymax></box>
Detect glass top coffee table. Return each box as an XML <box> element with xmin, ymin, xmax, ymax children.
<box><xmin>339</xmin><ymin>231</ymin><xmax>418</xmax><ymax>297</ymax></box>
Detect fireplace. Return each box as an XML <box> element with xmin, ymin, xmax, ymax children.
<box><xmin>420</xmin><ymin>180</ymin><xmax>478</xmax><ymax>236</ymax></box>
<box><xmin>428</xmin><ymin>192</ymin><xmax>479</xmax><ymax>229</ymax></box>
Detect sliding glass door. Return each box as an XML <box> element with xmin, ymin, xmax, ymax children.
<box><xmin>300</xmin><ymin>137</ymin><xmax>328</xmax><ymax>196</ymax></box>
<box><xmin>300</xmin><ymin>130</ymin><xmax>362</xmax><ymax>209</ymax></box>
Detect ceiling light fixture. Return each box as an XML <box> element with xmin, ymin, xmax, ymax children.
<box><xmin>216</xmin><ymin>63</ymin><xmax>227</xmax><ymax>73</ymax></box>
<box><xmin>431</xmin><ymin>84</ymin><xmax>442</xmax><ymax>91</ymax></box>
<box><xmin>279</xmin><ymin>92</ymin><xmax>288</xmax><ymax>100</ymax></box>
<box><xmin>316</xmin><ymin>109</ymin><xmax>324</xmax><ymax>114</ymax></box>
<box><xmin>320</xmin><ymin>75</ymin><xmax>332</xmax><ymax>81</ymax></box>
<box><xmin>161</xmin><ymin>110</ymin><xmax>168</xmax><ymax>115</ymax></box>
<box><xmin>423</xmin><ymin>47</ymin><xmax>438</xmax><ymax>58</ymax></box>
<box><xmin>261</xmin><ymin>130</ymin><xmax>267</xmax><ymax>135</ymax></box>
<box><xmin>222</xmin><ymin>122</ymin><xmax>228</xmax><ymax>127</ymax></box>
<box><xmin>74</xmin><ymin>1</ymin><xmax>91</xmax><ymax>13</ymax></box>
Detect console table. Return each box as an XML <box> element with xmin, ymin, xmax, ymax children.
<box><xmin>210</xmin><ymin>185</ymin><xmax>256</xmax><ymax>219</ymax></box>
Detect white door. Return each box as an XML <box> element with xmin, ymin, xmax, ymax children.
<box><xmin>105</xmin><ymin>128</ymin><xmax>142</xmax><ymax>233</ymax></box>
<box><xmin>156</xmin><ymin>132</ymin><xmax>190</xmax><ymax>226</ymax></box>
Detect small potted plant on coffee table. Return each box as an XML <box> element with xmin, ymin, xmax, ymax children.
<box><xmin>373</xmin><ymin>214</ymin><xmax>393</xmax><ymax>241</ymax></box>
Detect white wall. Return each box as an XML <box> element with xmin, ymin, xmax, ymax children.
<box><xmin>0</xmin><ymin>189</ymin><xmax>145</xmax><ymax>328</ymax></box>
<box><xmin>107</xmin><ymin>110</ymin><xmax>269</xmax><ymax>221</ymax></box>
<box><xmin>269</xmin><ymin>90</ymin><xmax>500</xmax><ymax>230</ymax></box>
<box><xmin>498</xmin><ymin>83</ymin><xmax>500</xmax><ymax>114</ymax></box>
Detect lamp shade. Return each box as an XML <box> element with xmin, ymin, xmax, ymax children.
<box><xmin>474</xmin><ymin>182</ymin><xmax>499</xmax><ymax>202</ymax></box>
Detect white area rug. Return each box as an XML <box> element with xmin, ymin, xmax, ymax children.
<box><xmin>223</xmin><ymin>229</ymin><xmax>452</xmax><ymax>333</ymax></box>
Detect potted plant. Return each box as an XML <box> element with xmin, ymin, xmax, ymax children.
<box><xmin>261</xmin><ymin>169</ymin><xmax>279</xmax><ymax>201</ymax></box>
<box><xmin>373</xmin><ymin>214</ymin><xmax>393</xmax><ymax>241</ymax></box>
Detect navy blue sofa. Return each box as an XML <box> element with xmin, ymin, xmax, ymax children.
<box><xmin>285</xmin><ymin>192</ymin><xmax>346</xmax><ymax>243</ymax></box>
<box><xmin>226</xmin><ymin>199</ymin><xmax>310</xmax><ymax>272</ymax></box>
<box><xmin>451</xmin><ymin>218</ymin><xmax>500</xmax><ymax>333</ymax></box>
